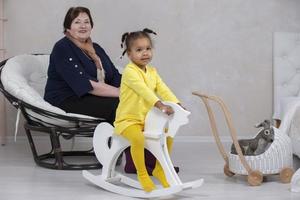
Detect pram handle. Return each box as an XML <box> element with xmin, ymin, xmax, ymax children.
<box><xmin>192</xmin><ymin>92</ymin><xmax>252</xmax><ymax>174</ymax></box>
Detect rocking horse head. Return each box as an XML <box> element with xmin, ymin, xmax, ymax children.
<box><xmin>143</xmin><ymin>102</ymin><xmax>190</xmax><ymax>138</ymax></box>
<box><xmin>165</xmin><ymin>102</ymin><xmax>190</xmax><ymax>138</ymax></box>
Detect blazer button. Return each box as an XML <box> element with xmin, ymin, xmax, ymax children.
<box><xmin>69</xmin><ymin>57</ymin><xmax>73</xmax><ymax>61</ymax></box>
<box><xmin>79</xmin><ymin>72</ymin><xmax>83</xmax><ymax>75</ymax></box>
<box><xmin>75</xmin><ymin>64</ymin><xmax>78</xmax><ymax>68</ymax></box>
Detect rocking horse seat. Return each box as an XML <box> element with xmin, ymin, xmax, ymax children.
<box><xmin>0</xmin><ymin>54</ymin><xmax>106</xmax><ymax>170</ymax></box>
<box><xmin>82</xmin><ymin>102</ymin><xmax>204</xmax><ymax>198</ymax></box>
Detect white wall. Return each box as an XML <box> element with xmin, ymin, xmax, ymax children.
<box><xmin>0</xmin><ymin>0</ymin><xmax>6</xmax><ymax>145</ymax></box>
<box><xmin>3</xmin><ymin>0</ymin><xmax>300</xmax><ymax>138</ymax></box>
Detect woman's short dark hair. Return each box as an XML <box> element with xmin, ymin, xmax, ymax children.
<box><xmin>63</xmin><ymin>7</ymin><xmax>94</xmax><ymax>33</ymax></box>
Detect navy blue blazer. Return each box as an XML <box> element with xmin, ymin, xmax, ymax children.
<box><xmin>44</xmin><ymin>37</ymin><xmax>121</xmax><ymax>106</ymax></box>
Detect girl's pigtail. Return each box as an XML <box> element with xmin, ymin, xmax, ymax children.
<box><xmin>120</xmin><ymin>32</ymin><xmax>129</xmax><ymax>59</ymax></box>
<box><xmin>121</xmin><ymin>49</ymin><xmax>127</xmax><ymax>57</ymax></box>
<box><xmin>121</xmin><ymin>32</ymin><xmax>129</xmax><ymax>48</ymax></box>
<box><xmin>143</xmin><ymin>28</ymin><xmax>157</xmax><ymax>35</ymax></box>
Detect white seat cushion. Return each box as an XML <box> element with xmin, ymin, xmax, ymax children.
<box><xmin>1</xmin><ymin>54</ymin><xmax>98</xmax><ymax>126</ymax></box>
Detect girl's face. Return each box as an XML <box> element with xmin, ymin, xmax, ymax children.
<box><xmin>67</xmin><ymin>12</ymin><xmax>92</xmax><ymax>42</ymax></box>
<box><xmin>127</xmin><ymin>37</ymin><xmax>153</xmax><ymax>69</ymax></box>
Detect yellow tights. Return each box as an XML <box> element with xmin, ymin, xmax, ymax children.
<box><xmin>122</xmin><ymin>125</ymin><xmax>173</xmax><ymax>192</ymax></box>
<box><xmin>152</xmin><ymin>136</ymin><xmax>173</xmax><ymax>188</ymax></box>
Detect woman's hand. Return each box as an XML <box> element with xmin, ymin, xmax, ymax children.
<box><xmin>89</xmin><ymin>80</ymin><xmax>120</xmax><ymax>97</ymax></box>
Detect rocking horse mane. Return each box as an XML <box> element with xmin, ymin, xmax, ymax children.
<box><xmin>143</xmin><ymin>107</ymin><xmax>169</xmax><ymax>137</ymax></box>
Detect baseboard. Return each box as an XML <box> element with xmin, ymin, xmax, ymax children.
<box><xmin>174</xmin><ymin>135</ymin><xmax>231</xmax><ymax>142</ymax></box>
<box><xmin>2</xmin><ymin>135</ymin><xmax>232</xmax><ymax>144</ymax></box>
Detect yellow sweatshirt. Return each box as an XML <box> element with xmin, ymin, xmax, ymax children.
<box><xmin>114</xmin><ymin>62</ymin><xmax>179</xmax><ymax>134</ymax></box>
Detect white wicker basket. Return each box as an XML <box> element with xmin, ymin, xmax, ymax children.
<box><xmin>228</xmin><ymin>128</ymin><xmax>293</xmax><ymax>175</ymax></box>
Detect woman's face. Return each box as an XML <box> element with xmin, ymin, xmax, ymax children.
<box><xmin>128</xmin><ymin>37</ymin><xmax>153</xmax><ymax>69</ymax></box>
<box><xmin>67</xmin><ymin>12</ymin><xmax>92</xmax><ymax>42</ymax></box>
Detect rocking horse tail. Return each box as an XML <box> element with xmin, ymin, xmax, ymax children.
<box><xmin>92</xmin><ymin>123</ymin><xmax>115</xmax><ymax>169</ymax></box>
<box><xmin>93</xmin><ymin>122</ymin><xmax>130</xmax><ymax>179</ymax></box>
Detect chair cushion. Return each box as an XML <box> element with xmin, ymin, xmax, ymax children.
<box><xmin>1</xmin><ymin>54</ymin><xmax>98</xmax><ymax>125</ymax></box>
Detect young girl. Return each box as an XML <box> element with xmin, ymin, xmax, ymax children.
<box><xmin>114</xmin><ymin>28</ymin><xmax>181</xmax><ymax>192</ymax></box>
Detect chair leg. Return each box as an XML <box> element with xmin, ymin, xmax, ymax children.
<box><xmin>24</xmin><ymin>123</ymin><xmax>102</xmax><ymax>170</ymax></box>
<box><xmin>24</xmin><ymin>126</ymin><xmax>40</xmax><ymax>163</ymax></box>
<box><xmin>50</xmin><ymin>128</ymin><xmax>64</xmax><ymax>169</ymax></box>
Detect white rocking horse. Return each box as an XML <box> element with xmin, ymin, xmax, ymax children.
<box><xmin>82</xmin><ymin>102</ymin><xmax>204</xmax><ymax>198</ymax></box>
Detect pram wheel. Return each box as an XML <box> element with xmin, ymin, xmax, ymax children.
<box><xmin>224</xmin><ymin>164</ymin><xmax>234</xmax><ymax>177</ymax></box>
<box><xmin>279</xmin><ymin>167</ymin><xmax>294</xmax><ymax>183</ymax></box>
<box><xmin>247</xmin><ymin>170</ymin><xmax>263</xmax><ymax>186</ymax></box>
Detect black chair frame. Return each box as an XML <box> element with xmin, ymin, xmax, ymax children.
<box><xmin>0</xmin><ymin>58</ymin><xmax>106</xmax><ymax>170</ymax></box>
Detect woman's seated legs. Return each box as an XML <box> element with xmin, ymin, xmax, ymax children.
<box><xmin>59</xmin><ymin>94</ymin><xmax>119</xmax><ymax>124</ymax></box>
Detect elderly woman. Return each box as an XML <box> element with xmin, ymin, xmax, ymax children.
<box><xmin>44</xmin><ymin>6</ymin><xmax>162</xmax><ymax>173</ymax></box>
<box><xmin>44</xmin><ymin>6</ymin><xmax>120</xmax><ymax>124</ymax></box>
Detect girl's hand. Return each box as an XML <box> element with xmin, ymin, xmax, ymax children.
<box><xmin>160</xmin><ymin>105</ymin><xmax>174</xmax><ymax>115</ymax></box>
<box><xmin>154</xmin><ymin>100</ymin><xmax>174</xmax><ymax>115</ymax></box>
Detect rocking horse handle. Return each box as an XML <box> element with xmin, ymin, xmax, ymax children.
<box><xmin>192</xmin><ymin>92</ymin><xmax>229</xmax><ymax>163</ymax></box>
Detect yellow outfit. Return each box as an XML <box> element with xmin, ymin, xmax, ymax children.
<box><xmin>114</xmin><ymin>62</ymin><xmax>179</xmax><ymax>134</ymax></box>
<box><xmin>114</xmin><ymin>62</ymin><xmax>179</xmax><ymax>192</ymax></box>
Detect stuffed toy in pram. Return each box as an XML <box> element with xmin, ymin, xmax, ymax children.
<box><xmin>230</xmin><ymin>120</ymin><xmax>274</xmax><ymax>156</ymax></box>
<box><xmin>193</xmin><ymin>92</ymin><xmax>294</xmax><ymax>186</ymax></box>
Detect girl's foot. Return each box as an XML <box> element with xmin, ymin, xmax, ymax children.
<box><xmin>137</xmin><ymin>173</ymin><xmax>156</xmax><ymax>192</ymax></box>
<box><xmin>152</xmin><ymin>167</ymin><xmax>170</xmax><ymax>188</ymax></box>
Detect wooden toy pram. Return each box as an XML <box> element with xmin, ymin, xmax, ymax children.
<box><xmin>193</xmin><ymin>92</ymin><xmax>294</xmax><ymax>186</ymax></box>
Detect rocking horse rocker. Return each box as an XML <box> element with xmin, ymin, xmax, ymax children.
<box><xmin>82</xmin><ymin>102</ymin><xmax>204</xmax><ymax>198</ymax></box>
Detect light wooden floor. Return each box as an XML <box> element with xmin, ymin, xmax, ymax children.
<box><xmin>1</xmin><ymin>137</ymin><xmax>300</xmax><ymax>200</ymax></box>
